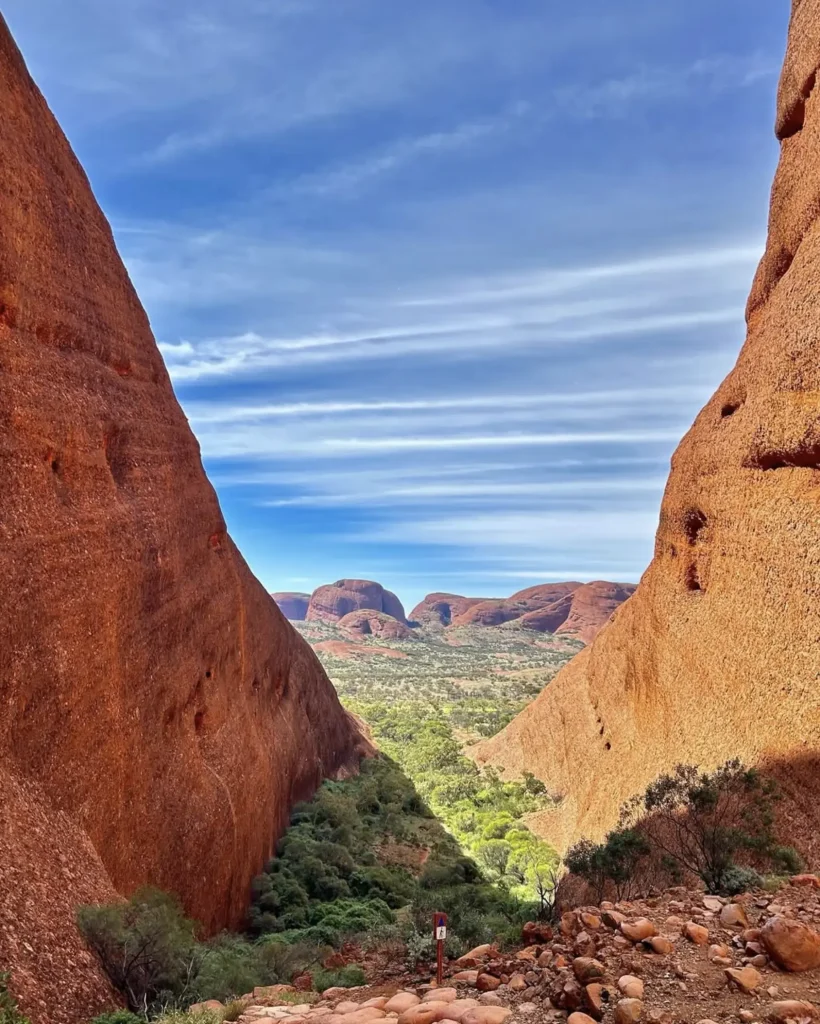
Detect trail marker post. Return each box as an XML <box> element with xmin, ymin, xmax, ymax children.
<box><xmin>433</xmin><ymin>912</ymin><xmax>447</xmax><ymax>986</ymax></box>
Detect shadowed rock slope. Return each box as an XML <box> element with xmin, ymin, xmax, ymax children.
<box><xmin>0</xmin><ymin>17</ymin><xmax>365</xmax><ymax>1021</ymax></box>
<box><xmin>476</xmin><ymin>0</ymin><xmax>820</xmax><ymax>854</ymax></box>
<box><xmin>272</xmin><ymin>591</ymin><xmax>311</xmax><ymax>620</ymax></box>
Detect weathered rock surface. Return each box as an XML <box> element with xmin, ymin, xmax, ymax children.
<box><xmin>272</xmin><ymin>592</ymin><xmax>311</xmax><ymax>620</ymax></box>
<box><xmin>0</xmin><ymin>16</ymin><xmax>365</xmax><ymax>1021</ymax></box>
<box><xmin>338</xmin><ymin>610</ymin><xmax>414</xmax><ymax>640</ymax></box>
<box><xmin>409</xmin><ymin>593</ymin><xmax>493</xmax><ymax>627</ymax></box>
<box><xmin>411</xmin><ymin>581</ymin><xmax>634</xmax><ymax>642</ymax></box>
<box><xmin>474</xmin><ymin>0</ymin><xmax>820</xmax><ymax>852</ymax></box>
<box><xmin>307</xmin><ymin>580</ymin><xmax>408</xmax><ymax>624</ymax></box>
<box><xmin>761</xmin><ymin>916</ymin><xmax>820</xmax><ymax>972</ymax></box>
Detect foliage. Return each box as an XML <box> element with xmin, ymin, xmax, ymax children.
<box><xmin>721</xmin><ymin>865</ymin><xmax>763</xmax><ymax>895</ymax></box>
<box><xmin>151</xmin><ymin>1013</ymin><xmax>222</xmax><ymax>1024</ymax></box>
<box><xmin>88</xmin><ymin>1014</ymin><xmax>143</xmax><ymax>1024</ymax></box>
<box><xmin>0</xmin><ymin>975</ymin><xmax>31</xmax><ymax>1024</ymax></box>
<box><xmin>565</xmin><ymin>829</ymin><xmax>650</xmax><ymax>902</ymax></box>
<box><xmin>566</xmin><ymin>760</ymin><xmax>791</xmax><ymax>900</ymax></box>
<box><xmin>624</xmin><ymin>759</ymin><xmax>782</xmax><ymax>894</ymax></box>
<box><xmin>77</xmin><ymin>888</ymin><xmax>201</xmax><ymax>1014</ymax></box>
<box><xmin>311</xmin><ymin>966</ymin><xmax>366</xmax><ymax>993</ymax></box>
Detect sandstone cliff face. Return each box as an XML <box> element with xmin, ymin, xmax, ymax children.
<box><xmin>307</xmin><ymin>579</ymin><xmax>407</xmax><ymax>624</ymax></box>
<box><xmin>475</xmin><ymin>0</ymin><xmax>820</xmax><ymax>853</ymax></box>
<box><xmin>409</xmin><ymin>593</ymin><xmax>491</xmax><ymax>627</ymax></box>
<box><xmin>272</xmin><ymin>592</ymin><xmax>311</xmax><ymax>620</ymax></box>
<box><xmin>410</xmin><ymin>582</ymin><xmax>633</xmax><ymax>642</ymax></box>
<box><xmin>338</xmin><ymin>610</ymin><xmax>414</xmax><ymax>640</ymax></box>
<box><xmin>0</xmin><ymin>18</ymin><xmax>364</xmax><ymax>1020</ymax></box>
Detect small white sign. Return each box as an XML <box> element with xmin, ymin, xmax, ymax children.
<box><xmin>436</xmin><ymin>926</ymin><xmax>447</xmax><ymax>940</ymax></box>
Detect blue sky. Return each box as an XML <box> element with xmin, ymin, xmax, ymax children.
<box><xmin>5</xmin><ymin>0</ymin><xmax>789</xmax><ymax>609</ymax></box>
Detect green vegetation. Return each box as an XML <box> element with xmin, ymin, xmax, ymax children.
<box><xmin>295</xmin><ymin>620</ymin><xmax>574</xmax><ymax>911</ymax></box>
<box><xmin>77</xmin><ymin>888</ymin><xmax>323</xmax><ymax>1017</ymax></box>
<box><xmin>89</xmin><ymin>1014</ymin><xmax>144</xmax><ymax>1024</ymax></box>
<box><xmin>249</xmin><ymin>754</ymin><xmax>532</xmax><ymax>954</ymax></box>
<box><xmin>566</xmin><ymin>760</ymin><xmax>804</xmax><ymax>898</ymax></box>
<box><xmin>0</xmin><ymin>974</ymin><xmax>31</xmax><ymax>1024</ymax></box>
<box><xmin>311</xmin><ymin>966</ymin><xmax>366</xmax><ymax>993</ymax></box>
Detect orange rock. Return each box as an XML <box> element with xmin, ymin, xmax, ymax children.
<box><xmin>720</xmin><ymin>904</ymin><xmax>750</xmax><ymax>928</ymax></box>
<box><xmin>766</xmin><ymin>1001</ymin><xmax>818</xmax><ymax>1021</ymax></box>
<box><xmin>617</xmin><ymin>975</ymin><xmax>644</xmax><ymax>1000</ymax></box>
<box><xmin>442</xmin><ymin>1000</ymin><xmax>480</xmax><ymax>1022</ymax></box>
<box><xmin>725</xmin><ymin>966</ymin><xmax>763</xmax><ymax>993</ymax></box>
<box><xmin>761</xmin><ymin>916</ymin><xmax>820</xmax><ymax>972</ymax></box>
<box><xmin>790</xmin><ymin>874</ymin><xmax>820</xmax><ymax>888</ymax></box>
<box><xmin>0</xmin><ymin>15</ymin><xmax>368</xmax><ymax>1024</ymax></box>
<box><xmin>475</xmin><ymin>974</ymin><xmax>501</xmax><ymax>993</ymax></box>
<box><xmin>567</xmin><ymin>1014</ymin><xmax>599</xmax><ymax>1024</ymax></box>
<box><xmin>307</xmin><ymin>580</ymin><xmax>407</xmax><ymax>624</ymax></box>
<box><xmin>451</xmin><ymin>972</ymin><xmax>479</xmax><ymax>985</ymax></box>
<box><xmin>398</xmin><ymin>1003</ymin><xmax>452</xmax><ymax>1024</ymax></box>
<box><xmin>384</xmin><ymin>995</ymin><xmax>420</xmax><ymax>1015</ymax></box>
<box><xmin>582</xmin><ymin>983</ymin><xmax>609</xmax><ymax>1021</ymax></box>
<box><xmin>472</xmin><ymin>0</ymin><xmax>820</xmax><ymax>869</ymax></box>
<box><xmin>614</xmin><ymin>1000</ymin><xmax>644</xmax><ymax>1024</ymax></box>
<box><xmin>422</xmin><ymin>990</ymin><xmax>457</xmax><ymax>1004</ymax></box>
<box><xmin>621</xmin><ymin>919</ymin><xmax>657</xmax><ymax>943</ymax></box>
<box><xmin>683</xmin><ymin>922</ymin><xmax>710</xmax><ymax>946</ymax></box>
<box><xmin>460</xmin><ymin>1009</ymin><xmax>511</xmax><ymax>1024</ymax></box>
<box><xmin>338</xmin><ymin>609</ymin><xmax>414</xmax><ymax>640</ymax></box>
<box><xmin>572</xmin><ymin>958</ymin><xmax>606</xmax><ymax>983</ymax></box>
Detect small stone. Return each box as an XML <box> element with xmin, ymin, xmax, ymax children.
<box><xmin>423</xmin><ymin>991</ymin><xmax>457</xmax><ymax>1004</ymax></box>
<box><xmin>683</xmin><ymin>921</ymin><xmax>710</xmax><ymax>945</ymax></box>
<box><xmin>385</xmin><ymin>996</ymin><xmax>420</xmax><ymax>1015</ymax></box>
<box><xmin>725</xmin><ymin>966</ymin><xmax>763</xmax><ymax>993</ymax></box>
<box><xmin>645</xmin><ymin>936</ymin><xmax>674</xmax><ymax>955</ymax></box>
<box><xmin>459</xmin><ymin>1009</ymin><xmax>511</xmax><ymax>1024</ymax></box>
<box><xmin>572</xmin><ymin>957</ymin><xmax>606</xmax><ymax>984</ymax></box>
<box><xmin>475</xmin><ymin>975</ymin><xmax>501</xmax><ymax>993</ymax></box>
<box><xmin>617</xmin><ymin>976</ymin><xmax>644</xmax><ymax>1000</ymax></box>
<box><xmin>621</xmin><ymin>919</ymin><xmax>657</xmax><ymax>943</ymax></box>
<box><xmin>709</xmin><ymin>943</ymin><xmax>731</xmax><ymax>961</ymax></box>
<box><xmin>614</xmin><ymin>999</ymin><xmax>643</xmax><ymax>1024</ymax></box>
<box><xmin>703</xmin><ymin>896</ymin><xmax>724</xmax><ymax>912</ymax></box>
<box><xmin>507</xmin><ymin>974</ymin><xmax>527</xmax><ymax>993</ymax></box>
<box><xmin>451</xmin><ymin>972</ymin><xmax>479</xmax><ymax>985</ymax></box>
<box><xmin>567</xmin><ymin>1015</ymin><xmax>599</xmax><ymax>1024</ymax></box>
<box><xmin>581</xmin><ymin>912</ymin><xmax>603</xmax><ymax>931</ymax></box>
<box><xmin>721</xmin><ymin>904</ymin><xmax>750</xmax><ymax>928</ymax></box>
<box><xmin>766</xmin><ymin>1001</ymin><xmax>818</xmax><ymax>1022</ymax></box>
<box><xmin>603</xmin><ymin>910</ymin><xmax>627</xmax><ymax>929</ymax></box>
<box><xmin>457</xmin><ymin>945</ymin><xmax>498</xmax><ymax>966</ymax></box>
<box><xmin>582</xmin><ymin>983</ymin><xmax>608</xmax><ymax>1021</ymax></box>
<box><xmin>739</xmin><ymin>1011</ymin><xmax>755</xmax><ymax>1024</ymax></box>
<box><xmin>517</xmin><ymin>1004</ymin><xmax>537</xmax><ymax>1015</ymax></box>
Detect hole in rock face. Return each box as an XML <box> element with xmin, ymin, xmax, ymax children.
<box><xmin>209</xmin><ymin>531</ymin><xmax>226</xmax><ymax>551</ymax></box>
<box><xmin>194</xmin><ymin>709</ymin><xmax>207</xmax><ymax>733</ymax></box>
<box><xmin>746</xmin><ymin>441</ymin><xmax>820</xmax><ymax>472</ymax></box>
<box><xmin>599</xmin><ymin>725</ymin><xmax>605</xmax><ymax>736</ymax></box>
<box><xmin>205</xmin><ymin>669</ymin><xmax>212</xmax><ymax>680</ymax></box>
<box><xmin>721</xmin><ymin>401</ymin><xmax>742</xmax><ymax>419</ymax></box>
<box><xmin>682</xmin><ymin>509</ymin><xmax>707</xmax><ymax>545</ymax></box>
<box><xmin>104</xmin><ymin>425</ymin><xmax>130</xmax><ymax>487</ymax></box>
<box><xmin>252</xmin><ymin>677</ymin><xmax>261</xmax><ymax>692</ymax></box>
<box><xmin>684</xmin><ymin>564</ymin><xmax>703</xmax><ymax>592</ymax></box>
<box><xmin>605</xmin><ymin>742</ymin><xmax>612</xmax><ymax>751</ymax></box>
<box><xmin>50</xmin><ymin>456</ymin><xmax>61</xmax><ymax>475</ymax></box>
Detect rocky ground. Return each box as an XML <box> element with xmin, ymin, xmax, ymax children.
<box><xmin>198</xmin><ymin>880</ymin><xmax>820</xmax><ymax>1024</ymax></box>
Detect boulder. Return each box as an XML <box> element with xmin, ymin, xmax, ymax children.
<box><xmin>460</xmin><ymin>1009</ymin><xmax>511</xmax><ymax>1024</ymax></box>
<box><xmin>385</xmin><ymin>996</ymin><xmax>421</xmax><ymax>1016</ymax></box>
<box><xmin>614</xmin><ymin>1000</ymin><xmax>644</xmax><ymax>1024</ymax></box>
<box><xmin>767</xmin><ymin>1001</ymin><xmax>818</xmax><ymax>1022</ymax></box>
<box><xmin>617</xmin><ymin>977</ymin><xmax>644</xmax><ymax>1000</ymax></box>
<box><xmin>441</xmin><ymin>1000</ymin><xmax>479</xmax><ymax>1022</ymax></box>
<box><xmin>398</xmin><ymin>1003</ymin><xmax>452</xmax><ymax>1024</ymax></box>
<box><xmin>621</xmin><ymin>919</ymin><xmax>657</xmax><ymax>943</ymax></box>
<box><xmin>645</xmin><ymin>936</ymin><xmax>674</xmax><ymax>955</ymax></box>
<box><xmin>725</xmin><ymin>966</ymin><xmax>763</xmax><ymax>993</ymax></box>
<box><xmin>683</xmin><ymin>922</ymin><xmax>710</xmax><ymax>945</ymax></box>
<box><xmin>761</xmin><ymin>916</ymin><xmax>820</xmax><ymax>972</ymax></box>
<box><xmin>572</xmin><ymin>958</ymin><xmax>606</xmax><ymax>984</ymax></box>
<box><xmin>307</xmin><ymin>580</ymin><xmax>407</xmax><ymax>624</ymax></box>
<box><xmin>720</xmin><ymin>904</ymin><xmax>750</xmax><ymax>928</ymax></box>
<box><xmin>567</xmin><ymin>1015</ymin><xmax>599</xmax><ymax>1024</ymax></box>
<box><xmin>475</xmin><ymin>974</ymin><xmax>501</xmax><ymax>992</ymax></box>
<box><xmin>422</xmin><ymin>991</ymin><xmax>457</xmax><ymax>1004</ymax></box>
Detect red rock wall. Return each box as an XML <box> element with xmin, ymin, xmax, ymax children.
<box><xmin>476</xmin><ymin>0</ymin><xmax>820</xmax><ymax>852</ymax></box>
<box><xmin>0</xmin><ymin>16</ymin><xmax>365</xmax><ymax>1018</ymax></box>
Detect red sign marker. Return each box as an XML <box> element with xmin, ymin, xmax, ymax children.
<box><xmin>433</xmin><ymin>912</ymin><xmax>448</xmax><ymax>986</ymax></box>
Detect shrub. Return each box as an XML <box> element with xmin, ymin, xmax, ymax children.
<box><xmin>772</xmin><ymin>845</ymin><xmax>804</xmax><ymax>875</ymax></box>
<box><xmin>88</xmin><ymin>1014</ymin><xmax>143</xmax><ymax>1024</ymax></box>
<box><xmin>77</xmin><ymin>888</ymin><xmax>200</xmax><ymax>1013</ymax></box>
<box><xmin>721</xmin><ymin>865</ymin><xmax>763</xmax><ymax>895</ymax></box>
<box><xmin>152</xmin><ymin>1013</ymin><xmax>222</xmax><ymax>1024</ymax></box>
<box><xmin>0</xmin><ymin>975</ymin><xmax>31</xmax><ymax>1024</ymax></box>
<box><xmin>311</xmin><ymin>966</ymin><xmax>366</xmax><ymax>993</ymax></box>
<box><xmin>628</xmin><ymin>760</ymin><xmax>781</xmax><ymax>893</ymax></box>
<box><xmin>565</xmin><ymin>828</ymin><xmax>650</xmax><ymax>902</ymax></box>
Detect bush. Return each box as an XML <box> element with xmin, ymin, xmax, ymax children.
<box><xmin>631</xmin><ymin>760</ymin><xmax>781</xmax><ymax>893</ymax></box>
<box><xmin>565</xmin><ymin>828</ymin><xmax>650</xmax><ymax>902</ymax></box>
<box><xmin>77</xmin><ymin>888</ymin><xmax>200</xmax><ymax>1014</ymax></box>
<box><xmin>89</xmin><ymin>1014</ymin><xmax>143</xmax><ymax>1024</ymax></box>
<box><xmin>152</xmin><ymin>1013</ymin><xmax>222</xmax><ymax>1024</ymax></box>
<box><xmin>311</xmin><ymin>966</ymin><xmax>366</xmax><ymax>993</ymax></box>
<box><xmin>721</xmin><ymin>865</ymin><xmax>763</xmax><ymax>895</ymax></box>
<box><xmin>0</xmin><ymin>974</ymin><xmax>31</xmax><ymax>1024</ymax></box>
